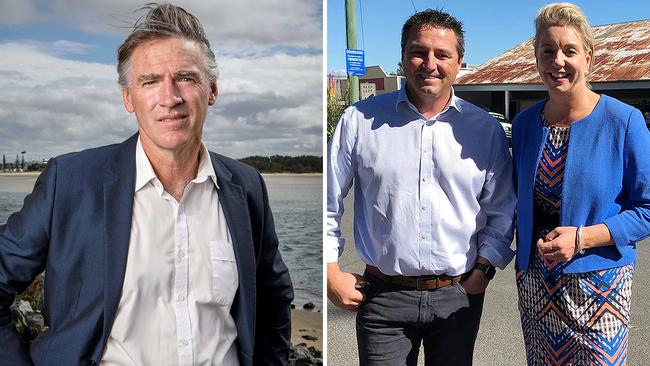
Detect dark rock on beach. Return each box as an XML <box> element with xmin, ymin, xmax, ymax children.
<box><xmin>289</xmin><ymin>343</ymin><xmax>323</xmax><ymax>366</ymax></box>
<box><xmin>10</xmin><ymin>273</ymin><xmax>47</xmax><ymax>343</ymax></box>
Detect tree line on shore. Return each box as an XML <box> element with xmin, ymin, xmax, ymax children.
<box><xmin>239</xmin><ymin>155</ymin><xmax>322</xmax><ymax>173</ymax></box>
<box><xmin>1</xmin><ymin>154</ymin><xmax>46</xmax><ymax>172</ymax></box>
<box><xmin>1</xmin><ymin>154</ymin><xmax>323</xmax><ymax>174</ymax></box>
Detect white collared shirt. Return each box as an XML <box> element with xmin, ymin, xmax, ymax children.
<box><xmin>101</xmin><ymin>138</ymin><xmax>239</xmax><ymax>366</ymax></box>
<box><xmin>326</xmin><ymin>87</ymin><xmax>516</xmax><ymax>276</ymax></box>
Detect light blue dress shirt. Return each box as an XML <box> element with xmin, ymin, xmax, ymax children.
<box><xmin>326</xmin><ymin>87</ymin><xmax>516</xmax><ymax>276</ymax></box>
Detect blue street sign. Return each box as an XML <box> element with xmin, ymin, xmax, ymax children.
<box><xmin>345</xmin><ymin>49</ymin><xmax>365</xmax><ymax>76</ymax></box>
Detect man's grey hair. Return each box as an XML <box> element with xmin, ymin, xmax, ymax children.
<box><xmin>117</xmin><ymin>3</ymin><xmax>218</xmax><ymax>88</ymax></box>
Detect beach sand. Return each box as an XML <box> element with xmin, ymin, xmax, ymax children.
<box><xmin>291</xmin><ymin>309</ymin><xmax>323</xmax><ymax>352</ymax></box>
<box><xmin>0</xmin><ymin>172</ymin><xmax>41</xmax><ymax>177</ymax></box>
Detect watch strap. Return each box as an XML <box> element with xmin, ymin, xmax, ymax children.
<box><xmin>473</xmin><ymin>262</ymin><xmax>496</xmax><ymax>280</ymax></box>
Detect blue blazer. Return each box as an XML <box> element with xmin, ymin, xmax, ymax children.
<box><xmin>512</xmin><ymin>95</ymin><xmax>650</xmax><ymax>273</ymax></box>
<box><xmin>0</xmin><ymin>134</ymin><xmax>293</xmax><ymax>365</ymax></box>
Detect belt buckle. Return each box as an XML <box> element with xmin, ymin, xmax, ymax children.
<box><xmin>438</xmin><ymin>277</ymin><xmax>452</xmax><ymax>288</ymax></box>
<box><xmin>416</xmin><ymin>277</ymin><xmax>438</xmax><ymax>290</ymax></box>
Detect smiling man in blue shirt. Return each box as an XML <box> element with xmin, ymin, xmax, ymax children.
<box><xmin>326</xmin><ymin>9</ymin><xmax>516</xmax><ymax>366</ymax></box>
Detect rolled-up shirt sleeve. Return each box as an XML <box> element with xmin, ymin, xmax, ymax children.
<box><xmin>476</xmin><ymin>136</ymin><xmax>517</xmax><ymax>269</ymax></box>
<box><xmin>326</xmin><ymin>108</ymin><xmax>356</xmax><ymax>263</ymax></box>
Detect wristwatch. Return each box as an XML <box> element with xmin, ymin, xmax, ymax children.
<box><xmin>473</xmin><ymin>262</ymin><xmax>496</xmax><ymax>280</ymax></box>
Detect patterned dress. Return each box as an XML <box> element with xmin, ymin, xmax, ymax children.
<box><xmin>516</xmin><ymin>112</ymin><xmax>634</xmax><ymax>366</ymax></box>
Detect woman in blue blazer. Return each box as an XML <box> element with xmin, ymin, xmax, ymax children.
<box><xmin>512</xmin><ymin>3</ymin><xmax>650</xmax><ymax>365</ymax></box>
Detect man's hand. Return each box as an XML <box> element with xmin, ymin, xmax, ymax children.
<box><xmin>537</xmin><ymin>226</ymin><xmax>578</xmax><ymax>262</ymax></box>
<box><xmin>327</xmin><ymin>263</ymin><xmax>365</xmax><ymax>311</ymax></box>
<box><xmin>460</xmin><ymin>257</ymin><xmax>491</xmax><ymax>295</ymax></box>
<box><xmin>460</xmin><ymin>269</ymin><xmax>489</xmax><ymax>295</ymax></box>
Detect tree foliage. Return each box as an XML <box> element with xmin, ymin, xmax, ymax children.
<box><xmin>238</xmin><ymin>155</ymin><xmax>322</xmax><ymax>173</ymax></box>
<box><xmin>327</xmin><ymin>95</ymin><xmax>349</xmax><ymax>140</ymax></box>
<box><xmin>396</xmin><ymin>62</ymin><xmax>405</xmax><ymax>76</ymax></box>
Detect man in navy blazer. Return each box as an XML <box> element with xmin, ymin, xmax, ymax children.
<box><xmin>0</xmin><ymin>4</ymin><xmax>293</xmax><ymax>365</ymax></box>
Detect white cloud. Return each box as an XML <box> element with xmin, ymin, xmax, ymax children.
<box><xmin>202</xmin><ymin>53</ymin><xmax>322</xmax><ymax>157</ymax></box>
<box><xmin>0</xmin><ymin>42</ymin><xmax>131</xmax><ymax>160</ymax></box>
<box><xmin>0</xmin><ymin>42</ymin><xmax>115</xmax><ymax>85</ymax></box>
<box><xmin>2</xmin><ymin>0</ymin><xmax>322</xmax><ymax>51</ymax></box>
<box><xmin>0</xmin><ymin>41</ymin><xmax>322</xmax><ymax>161</ymax></box>
<box><xmin>50</xmin><ymin>40</ymin><xmax>98</xmax><ymax>55</ymax></box>
<box><xmin>0</xmin><ymin>1</ymin><xmax>323</xmax><ymax>161</ymax></box>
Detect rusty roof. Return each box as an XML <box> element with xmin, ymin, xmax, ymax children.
<box><xmin>456</xmin><ymin>19</ymin><xmax>650</xmax><ymax>85</ymax></box>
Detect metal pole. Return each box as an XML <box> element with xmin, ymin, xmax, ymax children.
<box><xmin>504</xmin><ymin>89</ymin><xmax>510</xmax><ymax>121</ymax></box>
<box><xmin>345</xmin><ymin>0</ymin><xmax>359</xmax><ymax>104</ymax></box>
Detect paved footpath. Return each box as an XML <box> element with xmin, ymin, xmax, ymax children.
<box><xmin>327</xmin><ymin>192</ymin><xmax>650</xmax><ymax>365</ymax></box>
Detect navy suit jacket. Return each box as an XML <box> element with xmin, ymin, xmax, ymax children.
<box><xmin>0</xmin><ymin>134</ymin><xmax>293</xmax><ymax>365</ymax></box>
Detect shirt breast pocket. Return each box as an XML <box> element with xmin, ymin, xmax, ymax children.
<box><xmin>209</xmin><ymin>240</ymin><xmax>239</xmax><ymax>306</ymax></box>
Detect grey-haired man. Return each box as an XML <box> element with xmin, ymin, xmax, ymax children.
<box><xmin>0</xmin><ymin>4</ymin><xmax>293</xmax><ymax>365</ymax></box>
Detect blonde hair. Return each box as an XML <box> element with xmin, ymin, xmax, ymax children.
<box><xmin>534</xmin><ymin>3</ymin><xmax>595</xmax><ymax>71</ymax></box>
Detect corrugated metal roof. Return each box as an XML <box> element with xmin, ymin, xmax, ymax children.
<box><xmin>456</xmin><ymin>19</ymin><xmax>650</xmax><ymax>85</ymax></box>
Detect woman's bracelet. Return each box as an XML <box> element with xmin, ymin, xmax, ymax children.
<box><xmin>575</xmin><ymin>226</ymin><xmax>585</xmax><ymax>254</ymax></box>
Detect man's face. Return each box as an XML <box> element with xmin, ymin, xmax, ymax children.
<box><xmin>122</xmin><ymin>37</ymin><xmax>217</xmax><ymax>154</ymax></box>
<box><xmin>402</xmin><ymin>26</ymin><xmax>462</xmax><ymax>105</ymax></box>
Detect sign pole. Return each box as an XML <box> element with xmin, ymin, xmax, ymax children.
<box><xmin>345</xmin><ymin>0</ymin><xmax>359</xmax><ymax>104</ymax></box>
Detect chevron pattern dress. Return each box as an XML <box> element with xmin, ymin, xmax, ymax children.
<box><xmin>516</xmin><ymin>113</ymin><xmax>634</xmax><ymax>366</ymax></box>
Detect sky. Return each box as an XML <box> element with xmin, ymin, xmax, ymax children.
<box><xmin>327</xmin><ymin>0</ymin><xmax>650</xmax><ymax>75</ymax></box>
<box><xmin>0</xmin><ymin>0</ymin><xmax>323</xmax><ymax>162</ymax></box>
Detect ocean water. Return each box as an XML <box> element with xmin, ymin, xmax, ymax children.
<box><xmin>263</xmin><ymin>175</ymin><xmax>323</xmax><ymax>309</ymax></box>
<box><xmin>0</xmin><ymin>174</ymin><xmax>323</xmax><ymax>309</ymax></box>
<box><xmin>0</xmin><ymin>176</ymin><xmax>35</xmax><ymax>224</ymax></box>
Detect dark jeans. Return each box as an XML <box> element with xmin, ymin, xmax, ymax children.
<box><xmin>356</xmin><ymin>272</ymin><xmax>485</xmax><ymax>366</ymax></box>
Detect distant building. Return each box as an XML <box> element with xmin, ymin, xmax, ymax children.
<box><xmin>455</xmin><ymin>19</ymin><xmax>650</xmax><ymax>120</ymax></box>
<box><xmin>457</xmin><ymin>63</ymin><xmax>479</xmax><ymax>78</ymax></box>
<box><xmin>332</xmin><ymin>66</ymin><xmax>404</xmax><ymax>101</ymax></box>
